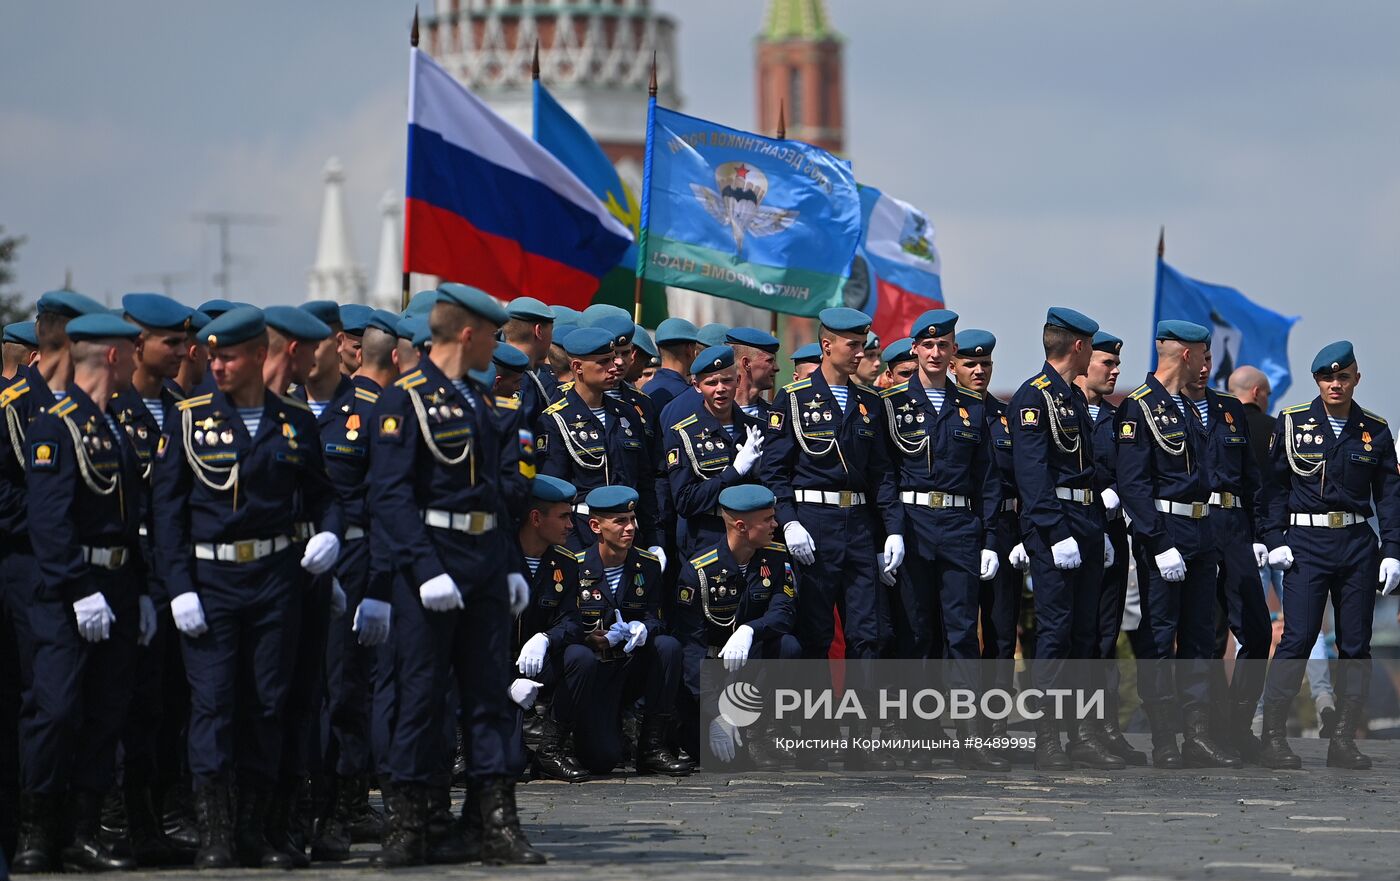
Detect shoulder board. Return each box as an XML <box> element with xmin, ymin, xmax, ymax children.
<box><xmin>689</xmin><ymin>549</ymin><xmax>720</xmax><ymax>568</ymax></box>
<box><xmin>1214</xmin><ymin>390</ymin><xmax>1238</xmax><ymax>400</ymax></box>
<box><xmin>1128</xmin><ymin>384</ymin><xmax>1152</xmax><ymax>401</ymax></box>
<box><xmin>783</xmin><ymin>378</ymin><xmax>812</xmax><ymax>393</ymax></box>
<box><xmin>1030</xmin><ymin>374</ymin><xmax>1051</xmax><ymax>390</ymax></box>
<box><xmin>1362</xmin><ymin>408</ymin><xmax>1388</xmax><ymax>425</ymax></box>
<box><xmin>278</xmin><ymin>394</ymin><xmax>311</xmax><ymax>413</ymax></box>
<box><xmin>573</xmin><ymin>551</ymin><xmax>587</xmax><ymax>563</ymax></box>
<box><xmin>636</xmin><ymin>548</ymin><xmax>659</xmax><ymax>563</ymax></box>
<box><xmin>855</xmin><ymin>383</ymin><xmax>879</xmax><ymax>396</ymax></box>
<box><xmin>176</xmin><ymin>393</ymin><xmax>214</xmax><ymax>411</ymax></box>
<box><xmin>559</xmin><ymin>380</ymin><xmax>576</xmax><ymax>394</ymax></box>
<box><xmin>1281</xmin><ymin>403</ymin><xmax>1311</xmax><ymax>415</ymax></box>
<box><xmin>955</xmin><ymin>385</ymin><xmax>982</xmax><ymax>400</ymax></box>
<box><xmin>552</xmin><ymin>545</ymin><xmax>574</xmax><ymax>558</ymax></box>
<box><xmin>50</xmin><ymin>396</ymin><xmax>78</xmax><ymax>419</ymax></box>
<box><xmin>394</xmin><ymin>370</ymin><xmax>427</xmax><ymax>391</ymax></box>
<box><xmin>627</xmin><ymin>385</ymin><xmax>650</xmax><ymax>400</ymax></box>
<box><xmin>0</xmin><ymin>380</ymin><xmax>30</xmax><ymax>408</ymax></box>
<box><xmin>763</xmin><ymin>542</ymin><xmax>788</xmax><ymax>553</ymax></box>
<box><xmin>354</xmin><ymin>387</ymin><xmax>380</xmax><ymax>404</ymax></box>
<box><xmin>672</xmin><ymin>413</ymin><xmax>698</xmax><ymax>431</ymax></box>
<box><xmin>879</xmin><ymin>381</ymin><xmax>909</xmax><ymax>399</ymax></box>
<box><xmin>544</xmin><ymin>398</ymin><xmax>569</xmax><ymax>416</ymax></box>
<box><xmin>494</xmin><ymin>395</ymin><xmax>520</xmax><ymax>410</ymax></box>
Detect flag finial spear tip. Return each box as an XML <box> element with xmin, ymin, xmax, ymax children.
<box><xmin>410</xmin><ymin>6</ymin><xmax>419</xmax><ymax>47</ymax></box>
<box><xmin>648</xmin><ymin>52</ymin><xmax>657</xmax><ymax>97</ymax></box>
<box><xmin>1157</xmin><ymin>226</ymin><xmax>1165</xmax><ymax>258</ymax></box>
<box><xmin>532</xmin><ymin>40</ymin><xmax>540</xmax><ymax>79</ymax></box>
<box><xmin>777</xmin><ymin>99</ymin><xmax>786</xmax><ymax>139</ymax></box>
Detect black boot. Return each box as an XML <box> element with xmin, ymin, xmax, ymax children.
<box><xmin>62</xmin><ymin>788</ymin><xmax>138</xmax><ymax>872</ymax></box>
<box><xmin>955</xmin><ymin>719</ymin><xmax>1010</xmax><ymax>772</ymax></box>
<box><xmin>451</xmin><ymin>727</ymin><xmax>469</xmax><ymax>788</ymax></box>
<box><xmin>478</xmin><ymin>777</ymin><xmax>545</xmax><ymax>865</ymax></box>
<box><xmin>458</xmin><ymin>780</ymin><xmax>483</xmax><ymax>862</ymax></box>
<box><xmin>1065</xmin><ymin>719</ymin><xmax>1127</xmax><ymax>770</ymax></box>
<box><xmin>309</xmin><ymin>776</ymin><xmax>352</xmax><ymax>862</ymax></box>
<box><xmin>262</xmin><ymin>779</ymin><xmax>309</xmax><ymax>868</ymax></box>
<box><xmin>1326</xmin><ymin>697</ymin><xmax>1372</xmax><ymax>770</ymax></box>
<box><xmin>1099</xmin><ymin>705</ymin><xmax>1147</xmax><ymax>766</ymax></box>
<box><xmin>1142</xmin><ymin>701</ymin><xmax>1182</xmax><ymax>769</ymax></box>
<box><xmin>235</xmin><ymin>780</ymin><xmax>292</xmax><ymax>869</ymax></box>
<box><xmin>637</xmin><ymin>715</ymin><xmax>691</xmax><ymax>776</ymax></box>
<box><xmin>12</xmin><ymin>791</ymin><xmax>59</xmax><ymax>873</ymax></box>
<box><xmin>425</xmin><ymin>784</ymin><xmax>472</xmax><ymax>865</ymax></box>
<box><xmin>343</xmin><ymin>776</ymin><xmax>386</xmax><ymax>844</ymax></box>
<box><xmin>1230</xmin><ymin>699</ymin><xmax>1265</xmax><ymax>764</ymax></box>
<box><xmin>98</xmin><ymin>787</ymin><xmax>128</xmax><ymax>853</ymax></box>
<box><xmin>160</xmin><ymin>783</ymin><xmax>201</xmax><ymax>855</ymax></box>
<box><xmin>369</xmin><ymin>783</ymin><xmax>427</xmax><ymax>869</ymax></box>
<box><xmin>192</xmin><ymin>780</ymin><xmax>234</xmax><ymax>869</ymax></box>
<box><xmin>745</xmin><ymin>716</ymin><xmax>788</xmax><ymax>771</ymax></box>
<box><xmin>1032</xmin><ymin>714</ymin><xmax>1071</xmax><ymax>771</ymax></box>
<box><xmin>1181</xmin><ymin>706</ymin><xmax>1242</xmax><ymax>768</ymax></box>
<box><xmin>1258</xmin><ymin>700</ymin><xmax>1302</xmax><ymax>769</ymax></box>
<box><xmin>125</xmin><ymin>781</ymin><xmax>183</xmax><ymax>867</ymax></box>
<box><xmin>533</xmin><ymin>715</ymin><xmax>591</xmax><ymax>782</ymax></box>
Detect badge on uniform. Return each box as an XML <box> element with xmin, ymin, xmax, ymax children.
<box><xmin>1119</xmin><ymin>421</ymin><xmax>1136</xmax><ymax>441</ymax></box>
<box><xmin>768</xmin><ymin>412</ymin><xmax>784</xmax><ymax>431</ymax></box>
<box><xmin>30</xmin><ymin>442</ymin><xmax>57</xmax><ymax>470</ymax></box>
<box><xmin>156</xmin><ymin>434</ymin><xmax>170</xmax><ymax>459</ymax></box>
<box><xmin>667</xmin><ymin>448</ymin><xmax>680</xmax><ymax>468</ymax></box>
<box><xmin>679</xmin><ymin>587</ymin><xmax>693</xmax><ymax>604</ymax></box>
<box><xmin>1020</xmin><ymin>408</ymin><xmax>1040</xmax><ymax>428</ymax></box>
<box><xmin>379</xmin><ymin>415</ymin><xmax>402</xmax><ymax>439</ymax></box>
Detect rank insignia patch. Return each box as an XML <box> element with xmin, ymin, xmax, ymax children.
<box><xmin>1020</xmin><ymin>408</ymin><xmax>1040</xmax><ymax>428</ymax></box>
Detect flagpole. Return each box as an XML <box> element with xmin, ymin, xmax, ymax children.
<box><xmin>769</xmin><ymin>100</ymin><xmax>785</xmax><ymax>343</ymax></box>
<box><xmin>632</xmin><ymin>53</ymin><xmax>657</xmax><ymax>325</ymax></box>
<box><xmin>401</xmin><ymin>6</ymin><xmax>419</xmax><ymax>312</ymax></box>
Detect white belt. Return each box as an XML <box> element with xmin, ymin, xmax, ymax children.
<box><xmin>795</xmin><ymin>489</ymin><xmax>866</xmax><ymax>507</ymax></box>
<box><xmin>194</xmin><ymin>536</ymin><xmax>293</xmax><ymax>563</ymax></box>
<box><xmin>1291</xmin><ymin>512</ymin><xmax>1363</xmax><ymax>528</ymax></box>
<box><xmin>900</xmin><ymin>491</ymin><xmax>971</xmax><ymax>509</ymax></box>
<box><xmin>1154</xmin><ymin>499</ymin><xmax>1210</xmax><ymax>519</ymax></box>
<box><xmin>84</xmin><ymin>546</ymin><xmax>129</xmax><ymax>570</ymax></box>
<box><xmin>572</xmin><ymin>503</ymin><xmax>590</xmax><ymax>516</ymax></box>
<box><xmin>422</xmin><ymin>509</ymin><xmax>497</xmax><ymax>535</ymax></box>
<box><xmin>1054</xmin><ymin>487</ymin><xmax>1095</xmax><ymax>505</ymax></box>
<box><xmin>1209</xmin><ymin>491</ymin><xmax>1239</xmax><ymax>509</ymax></box>
<box><xmin>344</xmin><ymin>526</ymin><xmax>366</xmax><ymax>541</ymax></box>
<box><xmin>1000</xmin><ymin>499</ymin><xmax>1018</xmax><ymax>514</ymax></box>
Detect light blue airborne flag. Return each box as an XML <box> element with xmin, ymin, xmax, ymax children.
<box><xmin>1153</xmin><ymin>257</ymin><xmax>1300</xmax><ymax>401</ymax></box>
<box><xmin>638</xmin><ymin>104</ymin><xmax>861</xmax><ymax>317</ymax></box>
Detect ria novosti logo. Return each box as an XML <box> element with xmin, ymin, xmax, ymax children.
<box><xmin>717</xmin><ymin>682</ymin><xmax>763</xmax><ymax>729</ymax></box>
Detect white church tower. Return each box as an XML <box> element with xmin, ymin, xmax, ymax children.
<box><xmin>371</xmin><ymin>190</ymin><xmax>403</xmax><ymax>311</ymax></box>
<box><xmin>307</xmin><ymin>156</ymin><xmax>368</xmax><ymax>303</ymax></box>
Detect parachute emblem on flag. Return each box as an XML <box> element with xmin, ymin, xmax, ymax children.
<box><xmin>899</xmin><ymin>212</ymin><xmax>937</xmax><ymax>263</ymax></box>
<box><xmin>690</xmin><ymin>161</ymin><xmax>798</xmax><ymax>256</ymax></box>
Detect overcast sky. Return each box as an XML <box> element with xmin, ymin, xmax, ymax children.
<box><xmin>3</xmin><ymin>1</ymin><xmax>1398</xmax><ymax>407</ymax></box>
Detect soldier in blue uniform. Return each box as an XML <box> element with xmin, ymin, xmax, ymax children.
<box><xmin>2</xmin><ymin>320</ymin><xmax>38</xmax><ymax>383</ymax></box>
<box><xmin>592</xmin><ymin>313</ymin><xmax>662</xmax><ymax>471</ymax></box>
<box><xmin>499</xmin><ymin>297</ymin><xmax>555</xmax><ymax>428</ymax></box>
<box><xmin>677</xmin><ymin>485</ymin><xmax>799</xmax><ymax>768</ymax></box>
<box><xmin>878</xmin><ymin>337</ymin><xmax>917</xmax><ymax>390</ymax></box>
<box><xmin>790</xmin><ymin>342</ymin><xmax>822</xmax><ymax>381</ymax></box>
<box><xmin>1258</xmin><ymin>341</ymin><xmax>1400</xmax><ymax>770</ymax></box>
<box><xmin>13</xmin><ymin>314</ymin><xmax>151</xmax><ymax>873</ymax></box>
<box><xmin>878</xmin><ymin>310</ymin><xmax>1006</xmax><ymax>771</ymax></box>
<box><xmin>338</xmin><ymin>303</ymin><xmax>373</xmax><ymax>375</ymax></box>
<box><xmin>1116</xmin><ymin>320</ymin><xmax>1236</xmax><ymax>768</ymax></box>
<box><xmin>725</xmin><ymin>327</ymin><xmax>780</xmax><ymax>419</ymax></box>
<box><xmin>647</xmin><ymin>318</ymin><xmax>701</xmax><ymax>415</ymax></box>
<box><xmin>1008</xmin><ymin>307</ymin><xmax>1113</xmax><ymax>771</ymax></box>
<box><xmin>509</xmin><ymin>474</ymin><xmax>587</xmax><ymax>782</ymax></box>
<box><xmin>151</xmin><ymin>306</ymin><xmax>344</xmax><ymax>869</ymax></box>
<box><xmin>366</xmin><ymin>284</ymin><xmax>540</xmax><ymax>867</ymax></box>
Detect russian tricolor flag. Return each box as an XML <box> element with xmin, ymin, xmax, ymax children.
<box><xmin>404</xmin><ymin>48</ymin><xmax>633</xmax><ymax>310</ymax></box>
<box><xmin>852</xmin><ymin>186</ymin><xmax>945</xmax><ymax>345</ymax></box>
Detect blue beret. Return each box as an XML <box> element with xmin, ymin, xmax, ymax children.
<box><xmin>339</xmin><ymin>303</ymin><xmax>373</xmax><ymax>334</ymax></box>
<box><xmin>697</xmin><ymin>323</ymin><xmax>730</xmax><ymax>347</ymax></box>
<box><xmin>366</xmin><ymin>309</ymin><xmax>399</xmax><ymax>335</ymax></box>
<box><xmin>65</xmin><ymin>313</ymin><xmax>140</xmax><ymax>342</ymax></box>
<box><xmin>1155</xmin><ymin>320</ymin><xmax>1209</xmax><ymax>344</ymax></box>
<box><xmin>911</xmin><ymin>308</ymin><xmax>959</xmax><ymax>341</ymax></box>
<box><xmin>792</xmin><ymin>342</ymin><xmax>823</xmax><ymax>364</ymax></box>
<box><xmin>3</xmin><ymin>321</ymin><xmax>37</xmax><ymax>346</ymax></box>
<box><xmin>633</xmin><ymin>327</ymin><xmax>659</xmax><ymax>359</ymax></box>
<box><xmin>122</xmin><ymin>293</ymin><xmax>192</xmax><ymax>331</ymax></box>
<box><xmin>818</xmin><ymin>307</ymin><xmax>872</xmax><ymax>335</ymax></box>
<box><xmin>411</xmin><ymin>319</ymin><xmax>432</xmax><ymax>349</ymax></box>
<box><xmin>197</xmin><ymin>298</ymin><xmax>238</xmax><ymax>318</ymax></box>
<box><xmin>302</xmin><ymin>300</ymin><xmax>342</xmax><ymax>327</ymax></box>
<box><xmin>492</xmin><ymin>342</ymin><xmax>529</xmax><ymax>372</ymax></box>
<box><xmin>954</xmin><ymin>329</ymin><xmax>996</xmax><ymax>356</ymax></box>
<box><xmin>188</xmin><ymin>310</ymin><xmax>211</xmax><ymax>332</ymax></box>
<box><xmin>394</xmin><ymin>315</ymin><xmax>424</xmax><ymax>342</ymax></box>
<box><xmin>36</xmin><ymin>289</ymin><xmax>106</xmax><ymax>318</ymax></box>
<box><xmin>200</xmin><ymin>306</ymin><xmax>266</xmax><ymax>348</ymax></box>
<box><xmin>1311</xmin><ymin>340</ymin><xmax>1355</xmax><ymax>375</ymax></box>
<box><xmin>581</xmin><ymin>303</ymin><xmax>632</xmax><ymax>328</ymax></box>
<box><xmin>882</xmin><ymin>337</ymin><xmax>915</xmax><ymax>364</ymax></box>
<box><xmin>594</xmin><ymin>313</ymin><xmax>636</xmax><ymax>347</ymax></box>
<box><xmin>1046</xmin><ymin>307</ymin><xmax>1098</xmax><ymax>336</ymax></box>
<box><xmin>530</xmin><ymin>474</ymin><xmax>576</xmax><ymax>504</ymax></box>
<box><xmin>718</xmin><ymin>484</ymin><xmax>777</xmax><ymax>513</ymax></box>
<box><xmin>507</xmin><ymin>297</ymin><xmax>554</xmax><ymax>323</ymax></box>
<box><xmin>468</xmin><ymin>364</ymin><xmax>496</xmax><ymax>387</ymax></box>
<box><xmin>691</xmin><ymin>345</ymin><xmax>735</xmax><ymax>376</ymax></box>
<box><xmin>551</xmin><ymin>306</ymin><xmax>582</xmax><ymax>325</ymax></box>
<box><xmin>655</xmin><ymin>317</ymin><xmax>700</xmax><ymax>345</ymax></box>
<box><xmin>406</xmin><ymin>290</ymin><xmax>439</xmax><ymax>316</ymax></box>
<box><xmin>552</xmin><ymin>321</ymin><xmax>578</xmax><ymax>345</ymax></box>
<box><xmin>585</xmin><ymin>485</ymin><xmax>639</xmax><ymax>514</ymax></box>
<box><xmin>265</xmin><ymin>305</ymin><xmax>332</xmax><ymax>342</ymax></box>
<box><xmin>563</xmin><ymin>326</ymin><xmax>615</xmax><ymax>357</ymax></box>
<box><xmin>1092</xmin><ymin>331</ymin><xmax>1123</xmax><ymax>355</ymax></box>
<box><xmin>437</xmin><ymin>283</ymin><xmax>508</xmax><ymax>327</ymax></box>
<box><xmin>864</xmin><ymin>331</ymin><xmax>881</xmax><ymax>351</ymax></box>
<box><xmin>726</xmin><ymin>326</ymin><xmax>780</xmax><ymax>353</ymax></box>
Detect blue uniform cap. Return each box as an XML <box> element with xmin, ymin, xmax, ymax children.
<box><xmin>792</xmin><ymin>342</ymin><xmax>823</xmax><ymax>364</ymax></box>
<box><xmin>551</xmin><ymin>306</ymin><xmax>582</xmax><ymax>325</ymax></box>
<box><xmin>406</xmin><ymin>289</ymin><xmax>439</xmax><ymax>316</ymax></box>
<box><xmin>911</xmin><ymin>308</ymin><xmax>959</xmax><ymax>341</ymax></box>
<box><xmin>718</xmin><ymin>484</ymin><xmax>777</xmax><ymax>513</ymax></box>
<box><xmin>339</xmin><ymin>303</ymin><xmax>373</xmax><ymax>334</ymax></box>
<box><xmin>581</xmin><ymin>303</ymin><xmax>632</xmax><ymax>329</ymax></box>
<box><xmin>302</xmin><ymin>300</ymin><xmax>342</xmax><ymax>328</ymax></box>
<box><xmin>65</xmin><ymin>313</ymin><xmax>140</xmax><ymax>342</ymax></box>
<box><xmin>1311</xmin><ymin>340</ymin><xmax>1356</xmax><ymax>374</ymax></box>
<box><xmin>366</xmin><ymin>309</ymin><xmax>400</xmax><ymax>335</ymax></box>
<box><xmin>1046</xmin><ymin>306</ymin><xmax>1099</xmax><ymax>336</ymax></box>
<box><xmin>691</xmin><ymin>345</ymin><xmax>735</xmax><ymax>376</ymax></box>
<box><xmin>122</xmin><ymin>293</ymin><xmax>192</xmax><ymax>331</ymax></box>
<box><xmin>3</xmin><ymin>320</ymin><xmax>37</xmax><ymax>346</ymax></box>
<box><xmin>394</xmin><ymin>314</ymin><xmax>424</xmax><ymax>342</ymax></box>
<box><xmin>655</xmin><ymin>317</ymin><xmax>700</xmax><ymax>346</ymax></box>
<box><xmin>584</xmin><ymin>485</ymin><xmax>639</xmax><ymax>514</ymax></box>
<box><xmin>633</xmin><ymin>327</ymin><xmax>659</xmax><ymax>359</ymax></box>
<box><xmin>552</xmin><ymin>321</ymin><xmax>578</xmax><ymax>346</ymax></box>
<box><xmin>531</xmin><ymin>474</ymin><xmax>577</xmax><ymax>504</ymax></box>
<box><xmin>197</xmin><ymin>298</ymin><xmax>238</xmax><ymax>318</ymax></box>
<box><xmin>437</xmin><ymin>283</ymin><xmax>508</xmax><ymax>327</ymax></box>
<box><xmin>265</xmin><ymin>305</ymin><xmax>332</xmax><ymax>342</ymax></box>
<box><xmin>1092</xmin><ymin>330</ymin><xmax>1123</xmax><ymax>354</ymax></box>
<box><xmin>507</xmin><ymin>297</ymin><xmax>554</xmax><ymax>323</ymax></box>
<box><xmin>412</xmin><ymin>319</ymin><xmax>432</xmax><ymax>349</ymax></box>
<box><xmin>882</xmin><ymin>337</ymin><xmax>915</xmax><ymax>364</ymax></box>
<box><xmin>563</xmin><ymin>326</ymin><xmax>615</xmax><ymax>357</ymax></box>
<box><xmin>1154</xmin><ymin>319</ymin><xmax>1209</xmax><ymax>344</ymax></box>
<box><xmin>594</xmin><ymin>313</ymin><xmax>636</xmax><ymax>347</ymax></box>
<box><xmin>725</xmin><ymin>326</ymin><xmax>780</xmax><ymax>353</ymax></box>
<box><xmin>697</xmin><ymin>323</ymin><xmax>731</xmax><ymax>347</ymax></box>
<box><xmin>467</xmin><ymin>364</ymin><xmax>496</xmax><ymax>387</ymax></box>
<box><xmin>188</xmin><ymin>310</ymin><xmax>211</xmax><ymax>332</ymax></box>
<box><xmin>199</xmin><ymin>306</ymin><xmax>266</xmax><ymax>348</ymax></box>
<box><xmin>864</xmin><ymin>331</ymin><xmax>881</xmax><ymax>351</ymax></box>
<box><xmin>954</xmin><ymin>329</ymin><xmax>996</xmax><ymax>357</ymax></box>
<box><xmin>492</xmin><ymin>341</ymin><xmax>529</xmax><ymax>372</ymax></box>
<box><xmin>36</xmin><ymin>289</ymin><xmax>106</xmax><ymax>318</ymax></box>
<box><xmin>818</xmin><ymin>307</ymin><xmax>872</xmax><ymax>335</ymax></box>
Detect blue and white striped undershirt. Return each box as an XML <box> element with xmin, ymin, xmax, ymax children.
<box><xmin>1087</xmin><ymin>403</ymin><xmax>1101</xmax><ymax>421</ymax></box>
<box><xmin>524</xmin><ymin>556</ymin><xmax>541</xmax><ymax>578</ymax></box>
<box><xmin>924</xmin><ymin>386</ymin><xmax>946</xmax><ymax>414</ymax></box>
<box><xmin>740</xmin><ymin>404</ymin><xmax>762</xmax><ymax>419</ymax></box>
<box><xmin>450</xmin><ymin>379</ymin><xmax>476</xmax><ymax>410</ymax></box>
<box><xmin>829</xmin><ymin>384</ymin><xmax>849</xmax><ymax>412</ymax></box>
<box><xmin>238</xmin><ymin>407</ymin><xmax>262</xmax><ymax>437</ymax></box>
<box><xmin>142</xmin><ymin>397</ymin><xmax>165</xmax><ymax>431</ymax></box>
<box><xmin>604</xmin><ymin>565</ymin><xmax>625</xmax><ymax>598</ymax></box>
<box><xmin>307</xmin><ymin>399</ymin><xmax>329</xmax><ymax>418</ymax></box>
<box><xmin>1192</xmin><ymin>397</ymin><xmax>1209</xmax><ymax>428</ymax></box>
<box><xmin>1328</xmin><ymin>416</ymin><xmax>1346</xmax><ymax>437</ymax></box>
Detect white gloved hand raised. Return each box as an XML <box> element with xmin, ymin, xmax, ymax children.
<box><xmin>708</xmin><ymin>717</ymin><xmax>743</xmax><ymax>763</ymax></box>
<box><xmin>783</xmin><ymin>521</ymin><xmax>816</xmax><ymax>565</ymax></box>
<box><xmin>1380</xmin><ymin>557</ymin><xmax>1400</xmax><ymax>596</ymax></box>
<box><xmin>1253</xmin><ymin>543</ymin><xmax>1269</xmax><ymax>569</ymax></box>
<box><xmin>509</xmin><ymin>678</ymin><xmax>543</xmax><ymax>710</ymax></box>
<box><xmin>353</xmin><ymin>598</ymin><xmax>392</xmax><ymax>646</ymax></box>
<box><xmin>1008</xmin><ymin>543</ymin><xmax>1031</xmax><ymax>572</ymax></box>
<box><xmin>1104</xmin><ymin>535</ymin><xmax>1115</xmax><ymax>567</ymax></box>
<box><xmin>732</xmin><ymin>425</ymin><xmax>764</xmax><ymax>476</ymax></box>
<box><xmin>1101</xmin><ymin>487</ymin><xmax>1121</xmax><ymax>512</ymax></box>
<box><xmin>719</xmin><ymin>624</ymin><xmax>754</xmax><ymax>672</ymax></box>
<box><xmin>605</xmin><ymin>610</ymin><xmax>629</xmax><ymax>647</ymax></box>
<box><xmin>882</xmin><ymin>535</ymin><xmax>905</xmax><ymax>575</ymax></box>
<box><xmin>507</xmin><ymin>573</ymin><xmax>530</xmax><ymax>617</ymax></box>
<box><xmin>419</xmin><ymin>573</ymin><xmax>464</xmax><ymax>612</ymax></box>
<box><xmin>329</xmin><ymin>577</ymin><xmax>347</xmax><ymax>618</ymax></box>
<box><xmin>1155</xmin><ymin>547</ymin><xmax>1187</xmax><ymax>582</ymax></box>
<box><xmin>517</xmin><ymin>632</ymin><xmax>550</xmax><ymax>678</ymax></box>
<box><xmin>170</xmin><ymin>591</ymin><xmax>208</xmax><ymax>637</ymax></box>
<box><xmin>1267</xmin><ymin>546</ymin><xmax>1294</xmax><ymax>571</ymax></box>
<box><xmin>300</xmin><ymin>531</ymin><xmax>341</xmax><ymax>575</ymax></box>
<box><xmin>624</xmin><ymin>619</ymin><xmax>648</xmax><ymax>653</ymax></box>
<box><xmin>1050</xmin><ymin>537</ymin><xmax>1082</xmax><ymax>570</ymax></box>
<box><xmin>137</xmin><ymin>595</ymin><xmax>157</xmax><ymax>647</ymax></box>
<box><xmin>73</xmin><ymin>592</ymin><xmax>115</xmax><ymax>643</ymax></box>
<box><xmin>979</xmin><ymin>549</ymin><xmax>999</xmax><ymax>581</ymax></box>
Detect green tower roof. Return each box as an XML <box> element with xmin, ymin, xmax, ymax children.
<box><xmin>763</xmin><ymin>0</ymin><xmax>841</xmax><ymax>42</ymax></box>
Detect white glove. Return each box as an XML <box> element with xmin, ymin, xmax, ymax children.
<box><xmin>882</xmin><ymin>535</ymin><xmax>905</xmax><ymax>575</ymax></box>
<box><xmin>1253</xmin><ymin>543</ymin><xmax>1269</xmax><ymax>569</ymax></box>
<box><xmin>1380</xmin><ymin>557</ymin><xmax>1400</xmax><ymax>596</ymax></box>
<box><xmin>170</xmin><ymin>591</ymin><xmax>208</xmax><ymax>637</ymax></box>
<box><xmin>1050</xmin><ymin>537</ymin><xmax>1082</xmax><ymax>570</ymax></box>
<box><xmin>419</xmin><ymin>573</ymin><xmax>464</xmax><ymax>611</ymax></box>
<box><xmin>732</xmin><ymin>425</ymin><xmax>764</xmax><ymax>475</ymax></box>
<box><xmin>300</xmin><ymin>531</ymin><xmax>341</xmax><ymax>575</ymax></box>
<box><xmin>783</xmin><ymin>521</ymin><xmax>816</xmax><ymax>565</ymax></box>
<box><xmin>352</xmin><ymin>598</ymin><xmax>391</xmax><ymax>646</ymax></box>
<box><xmin>979</xmin><ymin>549</ymin><xmax>999</xmax><ymax>581</ymax></box>
<box><xmin>329</xmin><ymin>578</ymin><xmax>347</xmax><ymax>618</ymax></box>
<box><xmin>1155</xmin><ymin>547</ymin><xmax>1187</xmax><ymax>582</ymax></box>
<box><xmin>507</xmin><ymin>572</ymin><xmax>530</xmax><ymax>617</ymax></box>
<box><xmin>1104</xmin><ymin>535</ymin><xmax>1115</xmax><ymax>567</ymax></box>
<box><xmin>605</xmin><ymin>610</ymin><xmax>629</xmax><ymax>647</ymax></box>
<box><xmin>509</xmin><ymin>678</ymin><xmax>543</xmax><ymax>710</ymax></box>
<box><xmin>137</xmin><ymin>595</ymin><xmax>157</xmax><ymax>647</ymax></box>
<box><xmin>720</xmin><ymin>624</ymin><xmax>754</xmax><ymax>672</ymax></box>
<box><xmin>647</xmin><ymin>545</ymin><xmax>668</xmax><ymax>573</ymax></box>
<box><xmin>1267</xmin><ymin>546</ymin><xmax>1294</xmax><ymax>571</ymax></box>
<box><xmin>73</xmin><ymin>592</ymin><xmax>115</xmax><ymax>643</ymax></box>
<box><xmin>1101</xmin><ymin>487</ymin><xmax>1121</xmax><ymax>512</ymax></box>
<box><xmin>1008</xmin><ymin>543</ymin><xmax>1031</xmax><ymax>572</ymax></box>
<box><xmin>517</xmin><ymin>632</ymin><xmax>550</xmax><ymax>678</ymax></box>
<box><xmin>708</xmin><ymin>716</ymin><xmax>743</xmax><ymax>763</ymax></box>
<box><xmin>624</xmin><ymin>619</ymin><xmax>648</xmax><ymax>653</ymax></box>
<box><xmin>876</xmin><ymin>553</ymin><xmax>897</xmax><ymax>587</ymax></box>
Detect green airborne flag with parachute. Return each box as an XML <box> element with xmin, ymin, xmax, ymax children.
<box><xmin>637</xmin><ymin>103</ymin><xmax>862</xmax><ymax>317</ymax></box>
